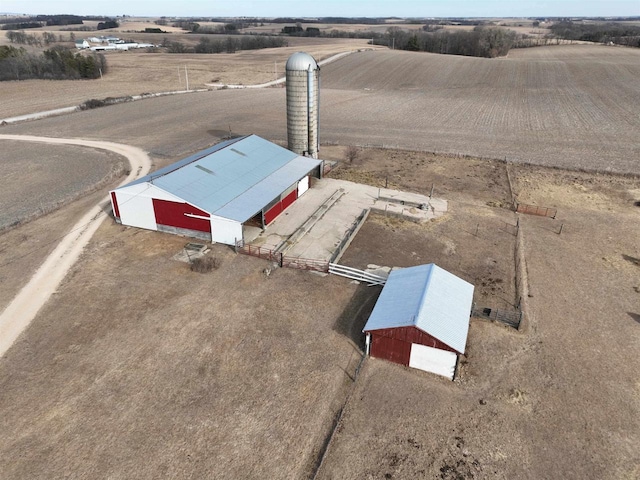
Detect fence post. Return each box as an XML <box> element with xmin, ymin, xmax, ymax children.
<box><xmin>279</xmin><ymin>252</ymin><xmax>283</xmax><ymax>268</ymax></box>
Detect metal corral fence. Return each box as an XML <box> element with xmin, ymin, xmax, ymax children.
<box><xmin>472</xmin><ymin>305</ymin><xmax>522</xmax><ymax>329</ymax></box>
<box><xmin>235</xmin><ymin>240</ymin><xmax>329</xmax><ymax>273</ymax></box>
<box><xmin>515</xmin><ymin>202</ymin><xmax>557</xmax><ymax>219</ymax></box>
<box><xmin>328</xmin><ymin>263</ymin><xmax>386</xmax><ymax>286</ymax></box>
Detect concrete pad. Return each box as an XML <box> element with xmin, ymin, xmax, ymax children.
<box><xmin>250</xmin><ymin>178</ymin><xmax>447</xmax><ymax>262</ymax></box>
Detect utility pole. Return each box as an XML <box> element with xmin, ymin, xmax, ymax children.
<box><xmin>184</xmin><ymin>65</ymin><xmax>189</xmax><ymax>91</ymax></box>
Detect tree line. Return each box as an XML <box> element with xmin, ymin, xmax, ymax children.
<box><xmin>0</xmin><ymin>45</ymin><xmax>107</xmax><ymax>81</ymax></box>
<box><xmin>550</xmin><ymin>21</ymin><xmax>640</xmax><ymax>47</ymax></box>
<box><xmin>6</xmin><ymin>31</ymin><xmax>75</xmax><ymax>46</ymax></box>
<box><xmin>375</xmin><ymin>27</ymin><xmax>516</xmax><ymax>58</ymax></box>
<box><xmin>163</xmin><ymin>35</ymin><xmax>287</xmax><ymax>54</ymax></box>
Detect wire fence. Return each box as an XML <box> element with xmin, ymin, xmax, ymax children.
<box><xmin>515</xmin><ymin>202</ymin><xmax>557</xmax><ymax>219</ymax></box>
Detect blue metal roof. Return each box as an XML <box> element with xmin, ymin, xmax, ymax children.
<box><xmin>117</xmin><ymin>135</ymin><xmax>321</xmax><ymax>222</ymax></box>
<box><xmin>125</xmin><ymin>136</ymin><xmax>245</xmax><ymax>188</ymax></box>
<box><xmin>363</xmin><ymin>264</ymin><xmax>474</xmax><ymax>354</ymax></box>
<box><xmin>215</xmin><ymin>155</ymin><xmax>321</xmax><ymax>221</ymax></box>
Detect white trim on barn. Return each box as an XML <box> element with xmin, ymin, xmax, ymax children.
<box><xmin>409</xmin><ymin>344</ymin><xmax>458</xmax><ymax>379</ymax></box>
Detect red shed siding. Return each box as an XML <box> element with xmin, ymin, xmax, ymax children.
<box><xmin>152</xmin><ymin>199</ymin><xmax>210</xmax><ymax>232</ymax></box>
<box><xmin>371</xmin><ymin>326</ymin><xmax>459</xmax><ymax>354</ymax></box>
<box><xmin>370</xmin><ymin>334</ymin><xmax>411</xmax><ymax>366</ymax></box>
<box><xmin>110</xmin><ymin>192</ymin><xmax>120</xmax><ymax>218</ymax></box>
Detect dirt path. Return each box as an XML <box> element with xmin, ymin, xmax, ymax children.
<box><xmin>0</xmin><ymin>135</ymin><xmax>151</xmax><ymax>356</ymax></box>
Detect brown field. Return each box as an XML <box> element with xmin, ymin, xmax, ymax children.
<box><xmin>239</xmin><ymin>22</ymin><xmax>424</xmax><ymax>36</ymax></box>
<box><xmin>2</xmin><ymin>38</ymin><xmax>376</xmax><ymax>119</ymax></box>
<box><xmin>4</xmin><ymin>45</ymin><xmax>639</xmax><ymax>174</ymax></box>
<box><xmin>0</xmin><ymin>141</ymin><xmax>125</xmax><ymax>230</ymax></box>
<box><xmin>1</xmin><ymin>41</ymin><xmax>639</xmax><ymax>478</ymax></box>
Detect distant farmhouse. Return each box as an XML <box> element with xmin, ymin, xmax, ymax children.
<box><xmin>75</xmin><ymin>36</ymin><xmax>155</xmax><ymax>51</ymax></box>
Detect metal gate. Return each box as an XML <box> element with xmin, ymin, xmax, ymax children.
<box><xmin>472</xmin><ymin>305</ymin><xmax>522</xmax><ymax>329</ymax></box>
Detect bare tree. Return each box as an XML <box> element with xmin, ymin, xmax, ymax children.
<box><xmin>345</xmin><ymin>145</ymin><xmax>359</xmax><ymax>164</ymax></box>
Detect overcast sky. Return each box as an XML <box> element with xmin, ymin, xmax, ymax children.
<box><xmin>2</xmin><ymin>0</ymin><xmax>638</xmax><ymax>18</ymax></box>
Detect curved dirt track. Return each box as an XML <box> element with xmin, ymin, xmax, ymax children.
<box><xmin>0</xmin><ymin>135</ymin><xmax>151</xmax><ymax>356</ymax></box>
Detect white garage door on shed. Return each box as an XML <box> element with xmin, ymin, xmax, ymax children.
<box><xmin>409</xmin><ymin>343</ymin><xmax>458</xmax><ymax>379</ymax></box>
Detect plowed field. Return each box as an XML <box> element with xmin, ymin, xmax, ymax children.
<box><xmin>4</xmin><ymin>45</ymin><xmax>639</xmax><ymax>173</ymax></box>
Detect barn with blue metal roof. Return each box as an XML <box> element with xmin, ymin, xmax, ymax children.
<box><xmin>363</xmin><ymin>264</ymin><xmax>474</xmax><ymax>380</ymax></box>
<box><xmin>110</xmin><ymin>135</ymin><xmax>322</xmax><ymax>245</ymax></box>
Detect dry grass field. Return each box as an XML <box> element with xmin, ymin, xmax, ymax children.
<box><xmin>0</xmin><ymin>222</ymin><xmax>363</xmax><ymax>479</ymax></box>
<box><xmin>315</xmin><ymin>154</ymin><xmax>640</xmax><ymax>480</ymax></box>
<box><xmin>0</xmin><ymin>143</ymin><xmax>637</xmax><ymax>478</ymax></box>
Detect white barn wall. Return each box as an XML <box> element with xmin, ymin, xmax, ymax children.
<box><xmin>210</xmin><ymin>215</ymin><xmax>243</xmax><ymax>245</ymax></box>
<box><xmin>116</xmin><ymin>191</ymin><xmax>157</xmax><ymax>231</ymax></box>
<box><xmin>114</xmin><ymin>183</ymin><xmax>188</xmax><ymax>232</ymax></box>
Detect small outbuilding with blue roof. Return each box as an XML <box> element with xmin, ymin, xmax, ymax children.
<box><xmin>363</xmin><ymin>264</ymin><xmax>474</xmax><ymax>380</ymax></box>
<box><xmin>110</xmin><ymin>135</ymin><xmax>322</xmax><ymax>245</ymax></box>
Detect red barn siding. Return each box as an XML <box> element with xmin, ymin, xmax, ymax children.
<box><xmin>370</xmin><ymin>334</ymin><xmax>411</xmax><ymax>366</ymax></box>
<box><xmin>264</xmin><ymin>189</ymin><xmax>299</xmax><ymax>225</ymax></box>
<box><xmin>264</xmin><ymin>201</ymin><xmax>283</xmax><ymax>225</ymax></box>
<box><xmin>152</xmin><ymin>199</ymin><xmax>210</xmax><ymax>232</ymax></box>
<box><xmin>110</xmin><ymin>192</ymin><xmax>120</xmax><ymax>218</ymax></box>
<box><xmin>281</xmin><ymin>188</ymin><xmax>297</xmax><ymax>210</ymax></box>
<box><xmin>371</xmin><ymin>326</ymin><xmax>459</xmax><ymax>354</ymax></box>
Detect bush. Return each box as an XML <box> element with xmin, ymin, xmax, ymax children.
<box><xmin>79</xmin><ymin>98</ymin><xmax>106</xmax><ymax>110</ymax></box>
<box><xmin>190</xmin><ymin>256</ymin><xmax>221</xmax><ymax>273</ymax></box>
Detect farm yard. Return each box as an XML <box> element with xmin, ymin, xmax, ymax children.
<box><xmin>1</xmin><ymin>38</ymin><xmax>639</xmax><ymax>479</ymax></box>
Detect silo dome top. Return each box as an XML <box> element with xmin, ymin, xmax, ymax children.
<box><xmin>286</xmin><ymin>52</ymin><xmax>319</xmax><ymax>71</ymax></box>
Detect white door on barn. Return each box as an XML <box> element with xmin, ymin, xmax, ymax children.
<box><xmin>297</xmin><ymin>176</ymin><xmax>310</xmax><ymax>197</ymax></box>
<box><xmin>409</xmin><ymin>344</ymin><xmax>457</xmax><ymax>380</ymax></box>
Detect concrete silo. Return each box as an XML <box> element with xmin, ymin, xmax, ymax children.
<box><xmin>286</xmin><ymin>52</ymin><xmax>320</xmax><ymax>158</ymax></box>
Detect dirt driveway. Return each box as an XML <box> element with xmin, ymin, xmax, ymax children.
<box><xmin>0</xmin><ymin>135</ymin><xmax>151</xmax><ymax>356</ymax></box>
